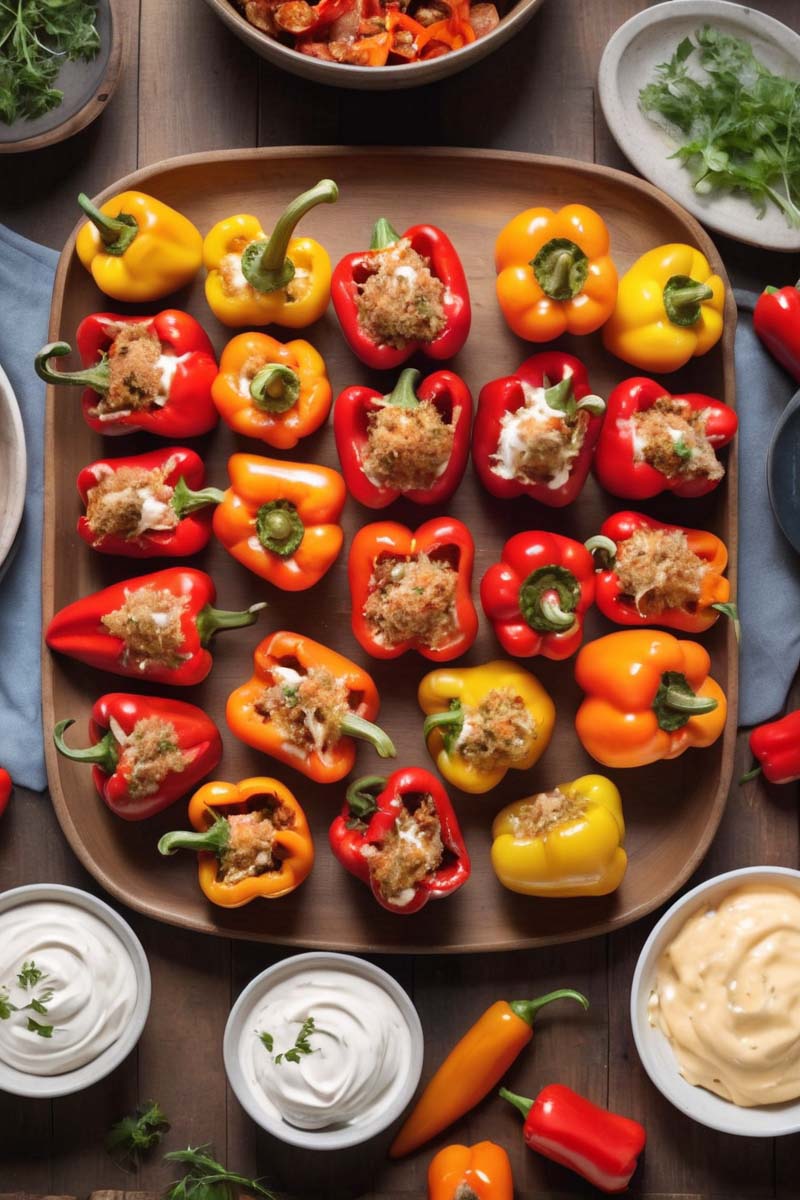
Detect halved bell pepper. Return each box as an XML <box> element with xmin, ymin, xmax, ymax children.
<box><xmin>75</xmin><ymin>191</ymin><xmax>203</xmax><ymax>302</ymax></box>
<box><xmin>481</xmin><ymin>531</ymin><xmax>595</xmax><ymax>660</ymax></box>
<box><xmin>418</xmin><ymin>661</ymin><xmax>555</xmax><ymax>794</ymax></box>
<box><xmin>46</xmin><ymin>567</ymin><xmax>265</xmax><ymax>687</ymax></box>
<box><xmin>53</xmin><ymin>693</ymin><xmax>222</xmax><ymax>820</ymax></box>
<box><xmin>428</xmin><ymin>1142</ymin><xmax>513</xmax><ymax>1200</ymax></box>
<box><xmin>226</xmin><ymin>631</ymin><xmax>395</xmax><ymax>784</ymax></box>
<box><xmin>495</xmin><ymin>203</ymin><xmax>618</xmax><ymax>341</ymax></box>
<box><xmin>349</xmin><ymin>518</ymin><xmax>478</xmax><ymax>662</ymax></box>
<box><xmin>602</xmin><ymin>243</ymin><xmax>725</xmax><ymax>373</ymax></box>
<box><xmin>76</xmin><ymin>446</ymin><xmax>215</xmax><ymax>558</ymax></box>
<box><xmin>35</xmin><ymin>310</ymin><xmax>218</xmax><ymax>438</ymax></box>
<box><xmin>331</xmin><ymin>216</ymin><xmax>471</xmax><ymax>370</ymax></box>
<box><xmin>587</xmin><ymin>510</ymin><xmax>733</xmax><ymax>634</ymax></box>
<box><xmin>203</xmin><ymin>179</ymin><xmax>338</xmax><ymax>328</ymax></box>
<box><xmin>593</xmin><ymin>377</ymin><xmax>737</xmax><ymax>501</ymax></box>
<box><xmin>328</xmin><ymin>768</ymin><xmax>470</xmax><ymax>914</ymax></box>
<box><xmin>333</xmin><ymin>367</ymin><xmax>472</xmax><ymax>508</ymax></box>
<box><xmin>472</xmin><ymin>352</ymin><xmax>605</xmax><ymax>508</ymax></box>
<box><xmin>575</xmin><ymin>629</ymin><xmax>726</xmax><ymax>768</ymax></box>
<box><xmin>491</xmin><ymin>775</ymin><xmax>627</xmax><ymax>897</ymax></box>
<box><xmin>157</xmin><ymin>776</ymin><xmax>313</xmax><ymax>907</ymax></box>
<box><xmin>211</xmin><ymin>330</ymin><xmax>331</xmax><ymax>449</ymax></box>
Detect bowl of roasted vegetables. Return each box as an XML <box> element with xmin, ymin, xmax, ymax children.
<box><xmin>203</xmin><ymin>0</ymin><xmax>545</xmax><ymax>87</ymax></box>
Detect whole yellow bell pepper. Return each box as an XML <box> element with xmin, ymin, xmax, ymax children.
<box><xmin>203</xmin><ymin>179</ymin><xmax>338</xmax><ymax>328</ymax></box>
<box><xmin>75</xmin><ymin>190</ymin><xmax>203</xmax><ymax>302</ymax></box>
<box><xmin>418</xmin><ymin>661</ymin><xmax>555</xmax><ymax>794</ymax></box>
<box><xmin>491</xmin><ymin>774</ymin><xmax>627</xmax><ymax>897</ymax></box>
<box><xmin>602</xmin><ymin>243</ymin><xmax>725</xmax><ymax>373</ymax></box>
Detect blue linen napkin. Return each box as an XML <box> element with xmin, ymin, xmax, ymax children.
<box><xmin>0</xmin><ymin>225</ymin><xmax>58</xmax><ymax>790</ymax></box>
<box><xmin>735</xmin><ymin>289</ymin><xmax>800</xmax><ymax>728</ymax></box>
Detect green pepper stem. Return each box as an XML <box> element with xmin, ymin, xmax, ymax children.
<box><xmin>339</xmin><ymin>713</ymin><xmax>396</xmax><ymax>759</ymax></box>
<box><xmin>370</xmin><ymin>217</ymin><xmax>401</xmax><ymax>250</ymax></box>
<box><xmin>77</xmin><ymin>193</ymin><xmax>139</xmax><ymax>254</ymax></box>
<box><xmin>498</xmin><ymin>1087</ymin><xmax>533</xmax><ymax>1121</ymax></box>
<box><xmin>531</xmin><ymin>237</ymin><xmax>589</xmax><ymax>301</ymax></box>
<box><xmin>384</xmin><ymin>368</ymin><xmax>421</xmax><ymax>409</ymax></box>
<box><xmin>255</xmin><ymin>501</ymin><xmax>305</xmax><ymax>558</ymax></box>
<box><xmin>509</xmin><ymin>988</ymin><xmax>589</xmax><ymax>1027</ymax></box>
<box><xmin>34</xmin><ymin>342</ymin><xmax>110</xmax><ymax>392</ymax></box>
<box><xmin>663</xmin><ymin>274</ymin><xmax>714</xmax><ymax>326</ymax></box>
<box><xmin>53</xmin><ymin>719</ymin><xmax>118</xmax><ymax>775</ymax></box>
<box><xmin>241</xmin><ymin>179</ymin><xmax>338</xmax><ymax>293</ymax></box>
<box><xmin>576</xmin><ymin>394</ymin><xmax>606</xmax><ymax>416</ymax></box>
<box><xmin>669</xmin><ymin>282</ymin><xmax>713</xmax><ymax>309</ymax></box>
<box><xmin>662</xmin><ymin>686</ymin><xmax>718</xmax><ymax>714</ymax></box>
<box><xmin>712</xmin><ymin>602</ymin><xmax>741</xmax><ymax>643</ymax></box>
<box><xmin>171</xmin><ymin>477</ymin><xmax>225</xmax><ymax>518</ymax></box>
<box><xmin>584</xmin><ymin>534</ymin><xmax>617</xmax><ymax>568</ymax></box>
<box><xmin>538</xmin><ymin>596</ymin><xmax>576</xmax><ymax>630</ymax></box>
<box><xmin>250</xmin><ymin>364</ymin><xmax>301</xmax><ymax>414</ymax></box>
<box><xmin>195</xmin><ymin>601</ymin><xmax>266</xmax><ymax>645</ymax></box>
<box><xmin>740</xmin><ymin>763</ymin><xmax>763</xmax><ymax>784</ymax></box>
<box><xmin>345</xmin><ymin>774</ymin><xmax>386</xmax><ymax>820</ymax></box>
<box><xmin>423</xmin><ymin>703</ymin><xmax>464</xmax><ymax>740</ymax></box>
<box><xmin>158</xmin><ymin>815</ymin><xmax>230</xmax><ymax>858</ymax></box>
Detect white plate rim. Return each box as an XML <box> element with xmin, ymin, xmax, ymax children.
<box><xmin>0</xmin><ymin>360</ymin><xmax>27</xmax><ymax>575</ymax></box>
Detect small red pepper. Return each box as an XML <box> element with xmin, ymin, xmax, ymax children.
<box><xmin>481</xmin><ymin>531</ymin><xmax>595</xmax><ymax>660</ymax></box>
<box><xmin>593</xmin><ymin>377</ymin><xmax>737</xmax><ymax>501</ymax></box>
<box><xmin>331</xmin><ymin>217</ymin><xmax>471</xmax><ymax>370</ymax></box>
<box><xmin>333</xmin><ymin>367</ymin><xmax>472</xmax><ymax>508</ymax></box>
<box><xmin>53</xmin><ymin>693</ymin><xmax>223</xmax><ymax>820</ymax></box>
<box><xmin>329</xmin><ymin>768</ymin><xmax>470</xmax><ymax>914</ymax></box>
<box><xmin>753</xmin><ymin>282</ymin><xmax>800</xmax><ymax>383</ymax></box>
<box><xmin>472</xmin><ymin>352</ymin><xmax>605</xmax><ymax>508</ymax></box>
<box><xmin>0</xmin><ymin>769</ymin><xmax>11</xmax><ymax>819</ymax></box>
<box><xmin>34</xmin><ymin>310</ymin><xmax>218</xmax><ymax>438</ymax></box>
<box><xmin>76</xmin><ymin>446</ymin><xmax>217</xmax><ymax>558</ymax></box>
<box><xmin>743</xmin><ymin>709</ymin><xmax>800</xmax><ymax>785</ymax></box>
<box><xmin>45</xmin><ymin>567</ymin><xmax>265</xmax><ymax>687</ymax></box>
<box><xmin>500</xmin><ymin>1084</ymin><xmax>646</xmax><ymax>1194</ymax></box>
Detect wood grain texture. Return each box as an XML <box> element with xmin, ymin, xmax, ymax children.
<box><xmin>0</xmin><ymin>0</ymin><xmax>799</xmax><ymax>1196</ymax></box>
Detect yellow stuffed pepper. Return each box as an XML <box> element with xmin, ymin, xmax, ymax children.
<box><xmin>418</xmin><ymin>661</ymin><xmax>555</xmax><ymax>795</ymax></box>
<box><xmin>491</xmin><ymin>774</ymin><xmax>627</xmax><ymax>897</ymax></box>
<box><xmin>203</xmin><ymin>179</ymin><xmax>338</xmax><ymax>328</ymax></box>
<box><xmin>602</xmin><ymin>243</ymin><xmax>725</xmax><ymax>373</ymax></box>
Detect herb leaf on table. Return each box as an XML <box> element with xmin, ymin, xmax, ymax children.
<box><xmin>163</xmin><ymin>1145</ymin><xmax>275</xmax><ymax>1200</ymax></box>
<box><xmin>106</xmin><ymin>1099</ymin><xmax>170</xmax><ymax>1169</ymax></box>
<box><xmin>0</xmin><ymin>0</ymin><xmax>101</xmax><ymax>126</ymax></box>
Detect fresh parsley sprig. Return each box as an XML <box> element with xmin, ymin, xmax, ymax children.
<box><xmin>0</xmin><ymin>960</ymin><xmax>56</xmax><ymax>1036</ymax></box>
<box><xmin>106</xmin><ymin>1100</ymin><xmax>170</xmax><ymax>1169</ymax></box>
<box><xmin>0</xmin><ymin>0</ymin><xmax>101</xmax><ymax>126</ymax></box>
<box><xmin>258</xmin><ymin>1016</ymin><xmax>317</xmax><ymax>1066</ymax></box>
<box><xmin>163</xmin><ymin>1145</ymin><xmax>275</xmax><ymax>1200</ymax></box>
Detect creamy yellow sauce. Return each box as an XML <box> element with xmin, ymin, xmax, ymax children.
<box><xmin>650</xmin><ymin>884</ymin><xmax>800</xmax><ymax>1107</ymax></box>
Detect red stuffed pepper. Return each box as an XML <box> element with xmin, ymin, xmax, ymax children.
<box><xmin>743</xmin><ymin>710</ymin><xmax>800</xmax><ymax>784</ymax></box>
<box><xmin>472</xmin><ymin>352</ymin><xmax>605</xmax><ymax>508</ymax></box>
<box><xmin>481</xmin><ymin>531</ymin><xmax>595</xmax><ymax>660</ymax></box>
<box><xmin>53</xmin><ymin>693</ymin><xmax>222</xmax><ymax>820</ymax></box>
<box><xmin>35</xmin><ymin>310</ymin><xmax>218</xmax><ymax>438</ymax></box>
<box><xmin>76</xmin><ymin>446</ymin><xmax>218</xmax><ymax>558</ymax></box>
<box><xmin>333</xmin><ymin>367</ymin><xmax>472</xmax><ymax>508</ymax></box>
<box><xmin>329</xmin><ymin>768</ymin><xmax>470</xmax><ymax>914</ymax></box>
<box><xmin>753</xmin><ymin>283</ymin><xmax>800</xmax><ymax>383</ymax></box>
<box><xmin>46</xmin><ymin>567</ymin><xmax>265</xmax><ymax>687</ymax></box>
<box><xmin>331</xmin><ymin>217</ymin><xmax>471</xmax><ymax>370</ymax></box>
<box><xmin>349</xmin><ymin>517</ymin><xmax>478</xmax><ymax>662</ymax></box>
<box><xmin>593</xmin><ymin>377</ymin><xmax>737</xmax><ymax>500</ymax></box>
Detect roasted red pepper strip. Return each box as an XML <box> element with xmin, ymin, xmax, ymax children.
<box><xmin>45</xmin><ymin>567</ymin><xmax>265</xmax><ymax>687</ymax></box>
<box><xmin>34</xmin><ymin>310</ymin><xmax>218</xmax><ymax>438</ymax></box>
<box><xmin>500</xmin><ymin>1084</ymin><xmax>646</xmax><ymax>1194</ymax></box>
<box><xmin>331</xmin><ymin>218</ymin><xmax>471</xmax><ymax>370</ymax></box>
<box><xmin>349</xmin><ymin>517</ymin><xmax>478</xmax><ymax>662</ymax></box>
<box><xmin>753</xmin><ymin>282</ymin><xmax>800</xmax><ymax>383</ymax></box>
<box><xmin>481</xmin><ymin>531</ymin><xmax>595</xmax><ymax>660</ymax></box>
<box><xmin>743</xmin><ymin>710</ymin><xmax>800</xmax><ymax>785</ymax></box>
<box><xmin>76</xmin><ymin>446</ymin><xmax>216</xmax><ymax>558</ymax></box>
<box><xmin>472</xmin><ymin>352</ymin><xmax>605</xmax><ymax>508</ymax></box>
<box><xmin>0</xmin><ymin>769</ymin><xmax>11</xmax><ymax>819</ymax></box>
<box><xmin>53</xmin><ymin>693</ymin><xmax>222</xmax><ymax>820</ymax></box>
<box><xmin>593</xmin><ymin>377</ymin><xmax>737</xmax><ymax>500</ymax></box>
<box><xmin>329</xmin><ymin>768</ymin><xmax>470</xmax><ymax>914</ymax></box>
<box><xmin>333</xmin><ymin>367</ymin><xmax>472</xmax><ymax>508</ymax></box>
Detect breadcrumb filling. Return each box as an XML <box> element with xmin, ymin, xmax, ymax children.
<box><xmin>455</xmin><ymin>687</ymin><xmax>536</xmax><ymax>769</ymax></box>
<box><xmin>615</xmin><ymin>527</ymin><xmax>706</xmax><ymax>616</ymax></box>
<box><xmin>85</xmin><ymin>463</ymin><xmax>178</xmax><ymax>542</ymax></box>
<box><xmin>119</xmin><ymin>716</ymin><xmax>185</xmax><ymax>800</ymax></box>
<box><xmin>492</xmin><ymin>405</ymin><xmax>589</xmax><ymax>487</ymax></box>
<box><xmin>362</xmin><ymin>796</ymin><xmax>443</xmax><ymax>907</ymax></box>
<box><xmin>218</xmin><ymin>237</ymin><xmax>310</xmax><ymax>303</ymax></box>
<box><xmin>364</xmin><ymin>552</ymin><xmax>458</xmax><ymax>649</ymax></box>
<box><xmin>633</xmin><ymin>397</ymin><xmax>724</xmax><ymax>482</ymax></box>
<box><xmin>361</xmin><ymin>401</ymin><xmax>455</xmax><ymax>491</ymax></box>
<box><xmin>255</xmin><ymin>665</ymin><xmax>349</xmax><ymax>757</ymax></box>
<box><xmin>218</xmin><ymin>802</ymin><xmax>296</xmax><ymax>886</ymax></box>
<box><xmin>509</xmin><ymin>788</ymin><xmax>585</xmax><ymax>839</ymax></box>
<box><xmin>102</xmin><ymin>585</ymin><xmax>188</xmax><ymax>670</ymax></box>
<box><xmin>356</xmin><ymin>239</ymin><xmax>446</xmax><ymax>349</ymax></box>
<box><xmin>98</xmin><ymin>324</ymin><xmax>163</xmax><ymax>415</ymax></box>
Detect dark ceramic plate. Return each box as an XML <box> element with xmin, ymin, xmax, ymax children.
<box><xmin>768</xmin><ymin>388</ymin><xmax>800</xmax><ymax>555</ymax></box>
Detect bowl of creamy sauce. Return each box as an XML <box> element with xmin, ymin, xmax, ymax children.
<box><xmin>224</xmin><ymin>951</ymin><xmax>423</xmax><ymax>1149</ymax></box>
<box><xmin>0</xmin><ymin>884</ymin><xmax>150</xmax><ymax>1098</ymax></box>
<box><xmin>632</xmin><ymin>867</ymin><xmax>800</xmax><ymax>1136</ymax></box>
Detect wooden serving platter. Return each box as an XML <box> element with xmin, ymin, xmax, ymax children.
<box><xmin>43</xmin><ymin>147</ymin><xmax>738</xmax><ymax>953</ymax></box>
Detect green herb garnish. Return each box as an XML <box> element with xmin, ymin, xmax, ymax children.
<box><xmin>17</xmin><ymin>961</ymin><xmax>43</xmax><ymax>989</ymax></box>
<box><xmin>0</xmin><ymin>1</ymin><xmax>101</xmax><ymax>126</ymax></box>
<box><xmin>106</xmin><ymin>1100</ymin><xmax>170</xmax><ymax>1169</ymax></box>
<box><xmin>163</xmin><ymin>1145</ymin><xmax>275</xmax><ymax>1200</ymax></box>
<box><xmin>261</xmin><ymin>1016</ymin><xmax>317</xmax><ymax>1066</ymax></box>
<box><xmin>26</xmin><ymin>1017</ymin><xmax>53</xmax><ymax>1038</ymax></box>
<box><xmin>258</xmin><ymin>1030</ymin><xmax>274</xmax><ymax>1052</ymax></box>
<box><xmin>673</xmin><ymin>439</ymin><xmax>693</xmax><ymax>461</ymax></box>
<box><xmin>0</xmin><ymin>992</ymin><xmax>16</xmax><ymax>1020</ymax></box>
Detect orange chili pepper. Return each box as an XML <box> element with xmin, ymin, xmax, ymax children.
<box><xmin>428</xmin><ymin>1141</ymin><xmax>513</xmax><ymax>1200</ymax></box>
<box><xmin>226</xmin><ymin>630</ymin><xmax>395</xmax><ymax>784</ymax></box>
<box><xmin>353</xmin><ymin>30</ymin><xmax>392</xmax><ymax>64</ymax></box>
<box><xmin>157</xmin><ymin>776</ymin><xmax>314</xmax><ymax>907</ymax></box>
<box><xmin>211</xmin><ymin>331</ymin><xmax>331</xmax><ymax>450</ymax></box>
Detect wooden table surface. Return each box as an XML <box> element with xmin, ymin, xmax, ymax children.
<box><xmin>2</xmin><ymin>1</ymin><xmax>800</xmax><ymax>1196</ymax></box>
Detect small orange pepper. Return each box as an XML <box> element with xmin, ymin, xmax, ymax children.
<box><xmin>428</xmin><ymin>1141</ymin><xmax>513</xmax><ymax>1200</ymax></box>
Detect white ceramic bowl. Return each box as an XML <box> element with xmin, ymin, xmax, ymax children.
<box><xmin>631</xmin><ymin>866</ymin><xmax>800</xmax><ymax>1136</ymax></box>
<box><xmin>0</xmin><ymin>361</ymin><xmax>27</xmax><ymax>582</ymax></box>
<box><xmin>224</xmin><ymin>951</ymin><xmax>423</xmax><ymax>1149</ymax></box>
<box><xmin>0</xmin><ymin>884</ymin><xmax>151</xmax><ymax>1098</ymax></box>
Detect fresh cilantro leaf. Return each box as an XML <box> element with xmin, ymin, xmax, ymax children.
<box><xmin>28</xmin><ymin>997</ymin><xmax>49</xmax><ymax>1016</ymax></box>
<box><xmin>106</xmin><ymin>1100</ymin><xmax>170</xmax><ymax>1169</ymax></box>
<box><xmin>163</xmin><ymin>1145</ymin><xmax>275</xmax><ymax>1199</ymax></box>
<box><xmin>0</xmin><ymin>992</ymin><xmax>16</xmax><ymax>1020</ymax></box>
<box><xmin>17</xmin><ymin>961</ymin><xmax>43</xmax><ymax>989</ymax></box>
<box><xmin>26</xmin><ymin>1017</ymin><xmax>53</xmax><ymax>1038</ymax></box>
<box><xmin>268</xmin><ymin>1016</ymin><xmax>317</xmax><ymax>1067</ymax></box>
<box><xmin>259</xmin><ymin>1030</ymin><xmax>274</xmax><ymax>1052</ymax></box>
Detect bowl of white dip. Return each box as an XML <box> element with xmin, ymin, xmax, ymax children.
<box><xmin>632</xmin><ymin>866</ymin><xmax>800</xmax><ymax>1136</ymax></box>
<box><xmin>224</xmin><ymin>951</ymin><xmax>423</xmax><ymax>1149</ymax></box>
<box><xmin>0</xmin><ymin>884</ymin><xmax>150</xmax><ymax>1098</ymax></box>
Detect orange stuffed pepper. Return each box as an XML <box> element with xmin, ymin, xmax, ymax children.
<box><xmin>428</xmin><ymin>1141</ymin><xmax>513</xmax><ymax>1200</ymax></box>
